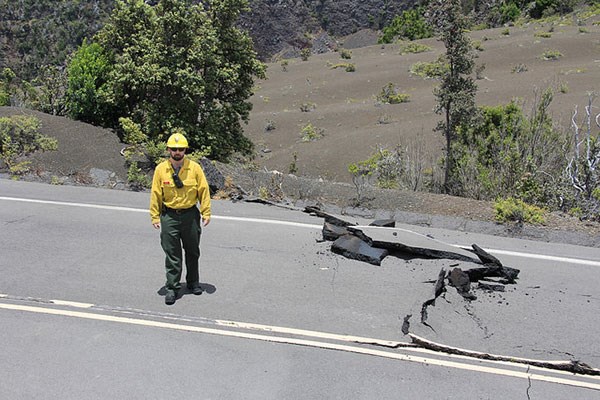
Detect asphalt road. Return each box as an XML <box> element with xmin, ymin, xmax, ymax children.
<box><xmin>1</xmin><ymin>180</ymin><xmax>599</xmax><ymax>399</ymax></box>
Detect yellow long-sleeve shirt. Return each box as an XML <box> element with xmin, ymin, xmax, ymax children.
<box><xmin>149</xmin><ymin>157</ymin><xmax>211</xmax><ymax>224</ymax></box>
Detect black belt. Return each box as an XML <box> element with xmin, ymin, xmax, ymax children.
<box><xmin>163</xmin><ymin>206</ymin><xmax>196</xmax><ymax>214</ymax></box>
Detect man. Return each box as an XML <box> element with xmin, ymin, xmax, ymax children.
<box><xmin>149</xmin><ymin>132</ymin><xmax>211</xmax><ymax>305</ymax></box>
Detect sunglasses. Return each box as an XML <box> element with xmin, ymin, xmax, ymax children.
<box><xmin>169</xmin><ymin>147</ymin><xmax>186</xmax><ymax>152</ymax></box>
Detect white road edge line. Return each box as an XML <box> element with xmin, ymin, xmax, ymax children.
<box><xmin>1</xmin><ymin>196</ymin><xmax>598</xmax><ymax>266</ymax></box>
<box><xmin>1</xmin><ymin>302</ymin><xmax>598</xmax><ymax>391</ymax></box>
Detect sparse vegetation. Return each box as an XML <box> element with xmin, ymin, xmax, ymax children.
<box><xmin>340</xmin><ymin>49</ymin><xmax>352</xmax><ymax>59</ymax></box>
<box><xmin>376</xmin><ymin>83</ymin><xmax>411</xmax><ymax>104</ymax></box>
<box><xmin>512</xmin><ymin>63</ymin><xmax>528</xmax><ymax>73</ymax></box>
<box><xmin>330</xmin><ymin>63</ymin><xmax>356</xmax><ymax>72</ymax></box>
<box><xmin>0</xmin><ymin>115</ymin><xmax>57</xmax><ymax>175</ymax></box>
<box><xmin>300</xmin><ymin>48</ymin><xmax>311</xmax><ymax>61</ymax></box>
<box><xmin>494</xmin><ymin>197</ymin><xmax>546</xmax><ymax>224</ymax></box>
<box><xmin>399</xmin><ymin>42</ymin><xmax>433</xmax><ymax>55</ymax></box>
<box><xmin>300</xmin><ymin>102</ymin><xmax>316</xmax><ymax>112</ymax></box>
<box><xmin>264</xmin><ymin>120</ymin><xmax>276</xmax><ymax>132</ymax></box>
<box><xmin>409</xmin><ymin>58</ymin><xmax>448</xmax><ymax>79</ymax></box>
<box><xmin>300</xmin><ymin>123</ymin><xmax>324</xmax><ymax>142</ymax></box>
<box><xmin>540</xmin><ymin>49</ymin><xmax>563</xmax><ymax>60</ymax></box>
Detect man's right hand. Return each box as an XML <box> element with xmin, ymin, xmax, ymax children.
<box><xmin>152</xmin><ymin>223</ymin><xmax>160</xmax><ymax>229</ymax></box>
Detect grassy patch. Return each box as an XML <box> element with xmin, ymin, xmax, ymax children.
<box><xmin>409</xmin><ymin>58</ymin><xmax>448</xmax><ymax>79</ymax></box>
<box><xmin>540</xmin><ymin>49</ymin><xmax>563</xmax><ymax>61</ymax></box>
<box><xmin>398</xmin><ymin>42</ymin><xmax>432</xmax><ymax>55</ymax></box>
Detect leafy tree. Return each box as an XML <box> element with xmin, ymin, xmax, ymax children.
<box><xmin>426</xmin><ymin>0</ymin><xmax>478</xmax><ymax>194</ymax></box>
<box><xmin>450</xmin><ymin>89</ymin><xmax>568</xmax><ymax>207</ymax></box>
<box><xmin>379</xmin><ymin>7</ymin><xmax>432</xmax><ymax>44</ymax></box>
<box><xmin>68</xmin><ymin>0</ymin><xmax>265</xmax><ymax>160</ymax></box>
<box><xmin>66</xmin><ymin>39</ymin><xmax>114</xmax><ymax>126</ymax></box>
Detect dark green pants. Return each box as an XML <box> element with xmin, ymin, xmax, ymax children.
<box><xmin>160</xmin><ymin>207</ymin><xmax>202</xmax><ymax>292</ymax></box>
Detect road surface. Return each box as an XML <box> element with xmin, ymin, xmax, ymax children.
<box><xmin>1</xmin><ymin>180</ymin><xmax>599</xmax><ymax>399</ymax></box>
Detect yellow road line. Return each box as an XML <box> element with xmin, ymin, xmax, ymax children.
<box><xmin>1</xmin><ymin>302</ymin><xmax>598</xmax><ymax>391</ymax></box>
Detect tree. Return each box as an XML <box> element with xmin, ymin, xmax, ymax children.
<box><xmin>379</xmin><ymin>7</ymin><xmax>432</xmax><ymax>44</ymax></box>
<box><xmin>67</xmin><ymin>0</ymin><xmax>265</xmax><ymax>160</ymax></box>
<box><xmin>66</xmin><ymin>39</ymin><xmax>114</xmax><ymax>125</ymax></box>
<box><xmin>426</xmin><ymin>0</ymin><xmax>478</xmax><ymax>194</ymax></box>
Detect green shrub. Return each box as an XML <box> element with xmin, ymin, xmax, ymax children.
<box><xmin>494</xmin><ymin>197</ymin><xmax>546</xmax><ymax>224</ymax></box>
<box><xmin>379</xmin><ymin>7</ymin><xmax>432</xmax><ymax>43</ymax></box>
<box><xmin>300</xmin><ymin>123</ymin><xmax>324</xmax><ymax>142</ymax></box>
<box><xmin>300</xmin><ymin>48</ymin><xmax>311</xmax><ymax>61</ymax></box>
<box><xmin>127</xmin><ymin>161</ymin><xmax>151</xmax><ymax>190</ymax></box>
<box><xmin>534</xmin><ymin>31</ymin><xmax>553</xmax><ymax>38</ymax></box>
<box><xmin>540</xmin><ymin>49</ymin><xmax>563</xmax><ymax>60</ymax></box>
<box><xmin>399</xmin><ymin>43</ymin><xmax>432</xmax><ymax>55</ymax></box>
<box><xmin>377</xmin><ymin>83</ymin><xmax>410</xmax><ymax>104</ymax></box>
<box><xmin>499</xmin><ymin>1</ymin><xmax>521</xmax><ymax>24</ymax></box>
<box><xmin>409</xmin><ymin>58</ymin><xmax>448</xmax><ymax>79</ymax></box>
<box><xmin>330</xmin><ymin>63</ymin><xmax>356</xmax><ymax>72</ymax></box>
<box><xmin>340</xmin><ymin>49</ymin><xmax>352</xmax><ymax>59</ymax></box>
<box><xmin>0</xmin><ymin>115</ymin><xmax>58</xmax><ymax>174</ymax></box>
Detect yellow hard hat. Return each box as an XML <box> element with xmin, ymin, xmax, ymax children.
<box><xmin>166</xmin><ymin>133</ymin><xmax>189</xmax><ymax>148</ymax></box>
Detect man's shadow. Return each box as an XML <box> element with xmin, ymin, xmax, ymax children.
<box><xmin>157</xmin><ymin>283</ymin><xmax>216</xmax><ymax>300</ymax></box>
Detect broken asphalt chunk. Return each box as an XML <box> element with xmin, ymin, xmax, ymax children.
<box><xmin>331</xmin><ymin>234</ymin><xmax>389</xmax><ymax>266</ymax></box>
<box><xmin>304</xmin><ymin>206</ymin><xmax>356</xmax><ymax>227</ymax></box>
<box><xmin>369</xmin><ymin>219</ymin><xmax>396</xmax><ymax>227</ymax></box>
<box><xmin>322</xmin><ymin>221</ymin><xmax>351</xmax><ymax>241</ymax></box>
<box><xmin>464</xmin><ymin>265</ymin><xmax>520</xmax><ymax>284</ymax></box>
<box><xmin>448</xmin><ymin>268</ymin><xmax>477</xmax><ymax>300</ymax></box>
<box><xmin>355</xmin><ymin>226</ymin><xmax>480</xmax><ymax>263</ymax></box>
<box><xmin>470</xmin><ymin>243</ymin><xmax>503</xmax><ymax>266</ymax></box>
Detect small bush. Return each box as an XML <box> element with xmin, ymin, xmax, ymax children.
<box><xmin>472</xmin><ymin>40</ymin><xmax>485</xmax><ymax>51</ymax></box>
<box><xmin>534</xmin><ymin>31</ymin><xmax>552</xmax><ymax>38</ymax></box>
<box><xmin>377</xmin><ymin>83</ymin><xmax>410</xmax><ymax>104</ymax></box>
<box><xmin>264</xmin><ymin>120</ymin><xmax>276</xmax><ymax>132</ymax></box>
<box><xmin>540</xmin><ymin>49</ymin><xmax>563</xmax><ymax>60</ymax></box>
<box><xmin>300</xmin><ymin>123</ymin><xmax>324</xmax><ymax>142</ymax></box>
<box><xmin>340</xmin><ymin>49</ymin><xmax>352</xmax><ymax>59</ymax></box>
<box><xmin>494</xmin><ymin>197</ymin><xmax>546</xmax><ymax>224</ymax></box>
<box><xmin>330</xmin><ymin>63</ymin><xmax>356</xmax><ymax>72</ymax></box>
<box><xmin>511</xmin><ymin>63</ymin><xmax>528</xmax><ymax>73</ymax></box>
<box><xmin>300</xmin><ymin>102</ymin><xmax>316</xmax><ymax>112</ymax></box>
<box><xmin>0</xmin><ymin>115</ymin><xmax>58</xmax><ymax>174</ymax></box>
<box><xmin>501</xmin><ymin>28</ymin><xmax>510</xmax><ymax>36</ymax></box>
<box><xmin>409</xmin><ymin>58</ymin><xmax>448</xmax><ymax>79</ymax></box>
<box><xmin>300</xmin><ymin>48</ymin><xmax>311</xmax><ymax>61</ymax></box>
<box><xmin>399</xmin><ymin>43</ymin><xmax>432</xmax><ymax>55</ymax></box>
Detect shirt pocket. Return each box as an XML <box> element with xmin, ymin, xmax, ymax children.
<box><xmin>162</xmin><ymin>182</ymin><xmax>178</xmax><ymax>202</ymax></box>
<box><xmin>182</xmin><ymin>178</ymin><xmax>198</xmax><ymax>199</ymax></box>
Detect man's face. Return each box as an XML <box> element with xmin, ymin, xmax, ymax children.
<box><xmin>168</xmin><ymin>147</ymin><xmax>185</xmax><ymax>161</ymax></box>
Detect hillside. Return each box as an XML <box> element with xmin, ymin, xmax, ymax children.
<box><xmin>2</xmin><ymin>8</ymin><xmax>600</xmax><ymax>247</ymax></box>
<box><xmin>244</xmin><ymin>18</ymin><xmax>600</xmax><ymax>184</ymax></box>
<box><xmin>0</xmin><ymin>0</ymin><xmax>414</xmax><ymax>80</ymax></box>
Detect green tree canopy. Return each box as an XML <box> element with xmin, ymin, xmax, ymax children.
<box><xmin>379</xmin><ymin>7</ymin><xmax>432</xmax><ymax>44</ymax></box>
<box><xmin>66</xmin><ymin>0</ymin><xmax>265</xmax><ymax>160</ymax></box>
